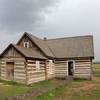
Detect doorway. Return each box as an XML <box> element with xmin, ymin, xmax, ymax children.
<box><xmin>6</xmin><ymin>62</ymin><xmax>14</xmax><ymax>80</ymax></box>
<box><xmin>68</xmin><ymin>61</ymin><xmax>74</xmax><ymax>76</ymax></box>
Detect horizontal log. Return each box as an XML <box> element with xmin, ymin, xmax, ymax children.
<box><xmin>15</xmin><ymin>67</ymin><xmax>25</xmax><ymax>70</ymax></box>
<box><xmin>28</xmin><ymin>77</ymin><xmax>45</xmax><ymax>83</ymax></box>
<box><xmin>14</xmin><ymin>72</ymin><xmax>26</xmax><ymax>75</ymax></box>
<box><xmin>28</xmin><ymin>75</ymin><xmax>45</xmax><ymax>79</ymax></box>
<box><xmin>27</xmin><ymin>64</ymin><xmax>36</xmax><ymax>66</ymax></box>
<box><xmin>75</xmin><ymin>62</ymin><xmax>91</xmax><ymax>64</ymax></box>
<box><xmin>74</xmin><ymin>71</ymin><xmax>91</xmax><ymax>74</ymax></box>
<box><xmin>55</xmin><ymin>73</ymin><xmax>67</xmax><ymax>75</ymax></box>
<box><xmin>28</xmin><ymin>76</ymin><xmax>45</xmax><ymax>80</ymax></box>
<box><xmin>27</xmin><ymin>60</ymin><xmax>36</xmax><ymax>63</ymax></box>
<box><xmin>27</xmin><ymin>70</ymin><xmax>45</xmax><ymax>74</ymax></box>
<box><xmin>14</xmin><ymin>79</ymin><xmax>26</xmax><ymax>84</ymax></box>
<box><xmin>74</xmin><ymin>73</ymin><xmax>91</xmax><ymax>76</ymax></box>
<box><xmin>1</xmin><ymin>74</ymin><xmax>6</xmax><ymax>77</ymax></box>
<box><xmin>73</xmin><ymin>75</ymin><xmax>91</xmax><ymax>79</ymax></box>
<box><xmin>1</xmin><ymin>69</ymin><xmax>6</xmax><ymax>72</ymax></box>
<box><xmin>1</xmin><ymin>65</ymin><xmax>6</xmax><ymax>67</ymax></box>
<box><xmin>54</xmin><ymin>67</ymin><xmax>67</xmax><ymax>70</ymax></box>
<box><xmin>1</xmin><ymin>57</ymin><xmax>25</xmax><ymax>62</ymax></box>
<box><xmin>55</xmin><ymin>70</ymin><xmax>67</xmax><ymax>73</ymax></box>
<box><xmin>14</xmin><ymin>69</ymin><xmax>25</xmax><ymax>72</ymax></box>
<box><xmin>1</xmin><ymin>67</ymin><xmax>6</xmax><ymax>70</ymax></box>
<box><xmin>75</xmin><ymin>64</ymin><xmax>91</xmax><ymax>67</ymax></box>
<box><xmin>14</xmin><ymin>76</ymin><xmax>26</xmax><ymax>80</ymax></box>
<box><xmin>75</xmin><ymin>60</ymin><xmax>90</xmax><ymax>62</ymax></box>
<box><xmin>1</xmin><ymin>62</ymin><xmax>6</xmax><ymax>64</ymax></box>
<box><xmin>75</xmin><ymin>68</ymin><xmax>91</xmax><ymax>71</ymax></box>
<box><xmin>1</xmin><ymin>72</ymin><xmax>6</xmax><ymax>74</ymax></box>
<box><xmin>28</xmin><ymin>72</ymin><xmax>45</xmax><ymax>76</ymax></box>
<box><xmin>15</xmin><ymin>62</ymin><xmax>25</xmax><ymax>65</ymax></box>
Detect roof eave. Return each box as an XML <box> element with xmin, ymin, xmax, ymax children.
<box><xmin>0</xmin><ymin>44</ymin><xmax>26</xmax><ymax>58</ymax></box>
<box><xmin>54</xmin><ymin>56</ymin><xmax>94</xmax><ymax>60</ymax></box>
<box><xmin>25</xmin><ymin>57</ymin><xmax>47</xmax><ymax>60</ymax></box>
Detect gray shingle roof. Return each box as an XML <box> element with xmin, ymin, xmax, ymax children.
<box><xmin>1</xmin><ymin>44</ymin><xmax>47</xmax><ymax>59</ymax></box>
<box><xmin>1</xmin><ymin>33</ymin><xmax>94</xmax><ymax>59</ymax></box>
<box><xmin>47</xmin><ymin>35</ymin><xmax>94</xmax><ymax>58</ymax></box>
<box><xmin>13</xmin><ymin>45</ymin><xmax>47</xmax><ymax>59</ymax></box>
<box><xmin>28</xmin><ymin>33</ymin><xmax>55</xmax><ymax>58</ymax></box>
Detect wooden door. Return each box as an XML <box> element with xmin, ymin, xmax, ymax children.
<box><xmin>6</xmin><ymin>62</ymin><xmax>14</xmax><ymax>80</ymax></box>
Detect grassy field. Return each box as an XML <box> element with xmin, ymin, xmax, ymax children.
<box><xmin>0</xmin><ymin>79</ymin><xmax>50</xmax><ymax>99</ymax></box>
<box><xmin>0</xmin><ymin>64</ymin><xmax>100</xmax><ymax>100</ymax></box>
<box><xmin>53</xmin><ymin>64</ymin><xmax>100</xmax><ymax>100</ymax></box>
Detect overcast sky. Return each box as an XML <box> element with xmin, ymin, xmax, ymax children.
<box><xmin>0</xmin><ymin>0</ymin><xmax>99</xmax><ymax>61</ymax></box>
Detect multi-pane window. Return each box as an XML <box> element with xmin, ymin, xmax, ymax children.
<box><xmin>36</xmin><ymin>61</ymin><xmax>40</xmax><ymax>72</ymax></box>
<box><xmin>24</xmin><ymin>42</ymin><xmax>29</xmax><ymax>48</ymax></box>
<box><xmin>49</xmin><ymin>60</ymin><xmax>53</xmax><ymax>74</ymax></box>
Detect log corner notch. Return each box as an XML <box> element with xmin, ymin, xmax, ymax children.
<box><xmin>44</xmin><ymin>60</ymin><xmax>48</xmax><ymax>80</ymax></box>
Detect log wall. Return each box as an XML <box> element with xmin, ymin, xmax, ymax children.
<box><xmin>0</xmin><ymin>58</ymin><xmax>26</xmax><ymax>84</ymax></box>
<box><xmin>0</xmin><ymin>46</ymin><xmax>26</xmax><ymax>84</ymax></box>
<box><xmin>26</xmin><ymin>60</ymin><xmax>46</xmax><ymax>84</ymax></box>
<box><xmin>55</xmin><ymin>60</ymin><xmax>68</xmax><ymax>78</ymax></box>
<box><xmin>74</xmin><ymin>59</ymin><xmax>92</xmax><ymax>79</ymax></box>
<box><xmin>54</xmin><ymin>58</ymin><xmax>92</xmax><ymax>79</ymax></box>
<box><xmin>47</xmin><ymin>60</ymin><xmax>55</xmax><ymax>79</ymax></box>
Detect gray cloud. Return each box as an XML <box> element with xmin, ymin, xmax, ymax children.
<box><xmin>0</xmin><ymin>0</ymin><xmax>100</xmax><ymax>61</ymax></box>
<box><xmin>34</xmin><ymin>0</ymin><xmax>100</xmax><ymax>61</ymax></box>
<box><xmin>0</xmin><ymin>0</ymin><xmax>58</xmax><ymax>34</ymax></box>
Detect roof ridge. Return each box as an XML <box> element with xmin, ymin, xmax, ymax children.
<box><xmin>47</xmin><ymin>35</ymin><xmax>93</xmax><ymax>41</ymax></box>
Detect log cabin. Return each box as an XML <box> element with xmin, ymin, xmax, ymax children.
<box><xmin>0</xmin><ymin>32</ymin><xmax>94</xmax><ymax>84</ymax></box>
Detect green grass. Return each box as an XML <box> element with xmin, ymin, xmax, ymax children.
<box><xmin>30</xmin><ymin>80</ymin><xmax>50</xmax><ymax>88</ymax></box>
<box><xmin>0</xmin><ymin>64</ymin><xmax>100</xmax><ymax>100</ymax></box>
<box><xmin>32</xmin><ymin>85</ymin><xmax>65</xmax><ymax>100</ymax></box>
<box><xmin>0</xmin><ymin>79</ymin><xmax>23</xmax><ymax>86</ymax></box>
<box><xmin>71</xmin><ymin>64</ymin><xmax>100</xmax><ymax>100</ymax></box>
<box><xmin>93</xmin><ymin>64</ymin><xmax>100</xmax><ymax>77</ymax></box>
<box><xmin>72</xmin><ymin>87</ymin><xmax>100</xmax><ymax>100</ymax></box>
<box><xmin>53</xmin><ymin>64</ymin><xmax>100</xmax><ymax>100</ymax></box>
<box><xmin>0</xmin><ymin>83</ymin><xmax>30</xmax><ymax>99</ymax></box>
<box><xmin>0</xmin><ymin>80</ymin><xmax>50</xmax><ymax>100</ymax></box>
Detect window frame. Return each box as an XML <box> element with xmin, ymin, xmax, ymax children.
<box><xmin>24</xmin><ymin>42</ymin><xmax>29</xmax><ymax>48</ymax></box>
<box><xmin>49</xmin><ymin>60</ymin><xmax>53</xmax><ymax>74</ymax></box>
<box><xmin>36</xmin><ymin>61</ymin><xmax>40</xmax><ymax>72</ymax></box>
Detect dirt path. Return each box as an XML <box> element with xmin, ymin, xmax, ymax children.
<box><xmin>54</xmin><ymin>77</ymin><xmax>100</xmax><ymax>100</ymax></box>
<box><xmin>4</xmin><ymin>79</ymin><xmax>69</xmax><ymax>100</ymax></box>
<box><xmin>74</xmin><ymin>77</ymin><xmax>100</xmax><ymax>92</ymax></box>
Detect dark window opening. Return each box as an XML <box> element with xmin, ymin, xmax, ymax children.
<box><xmin>68</xmin><ymin>61</ymin><xmax>74</xmax><ymax>76</ymax></box>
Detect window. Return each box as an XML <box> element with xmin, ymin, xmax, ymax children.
<box><xmin>36</xmin><ymin>61</ymin><xmax>40</xmax><ymax>72</ymax></box>
<box><xmin>49</xmin><ymin>60</ymin><xmax>53</xmax><ymax>74</ymax></box>
<box><xmin>24</xmin><ymin>42</ymin><xmax>29</xmax><ymax>48</ymax></box>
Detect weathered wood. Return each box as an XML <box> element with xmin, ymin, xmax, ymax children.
<box><xmin>74</xmin><ymin>59</ymin><xmax>92</xmax><ymax>79</ymax></box>
<box><xmin>26</xmin><ymin>60</ymin><xmax>46</xmax><ymax>84</ymax></box>
<box><xmin>55</xmin><ymin>60</ymin><xmax>67</xmax><ymax>78</ymax></box>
